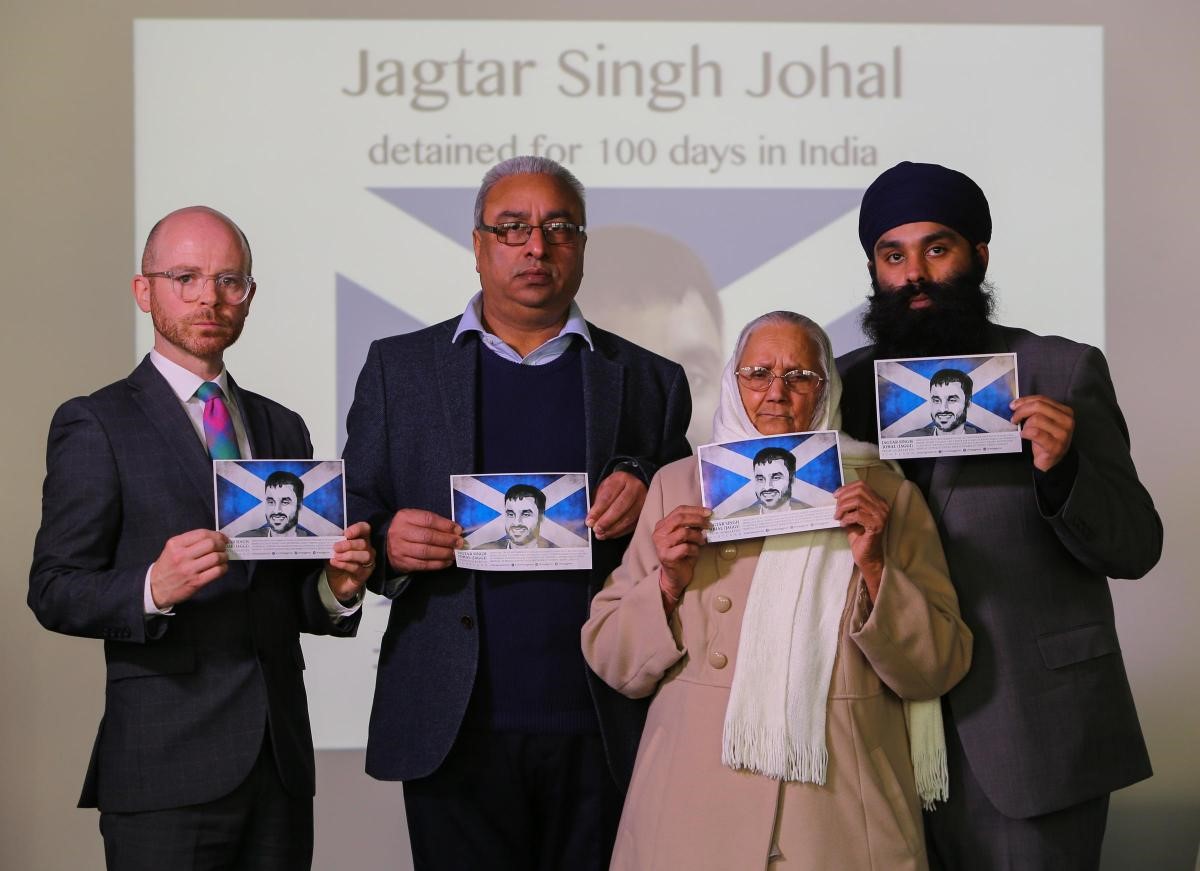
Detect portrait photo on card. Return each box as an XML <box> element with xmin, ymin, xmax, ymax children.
<box><xmin>699</xmin><ymin>431</ymin><xmax>843</xmax><ymax>543</ymax></box>
<box><xmin>875</xmin><ymin>353</ymin><xmax>1023</xmax><ymax>460</ymax></box>
<box><xmin>214</xmin><ymin>459</ymin><xmax>346</xmax><ymax>560</ymax></box>
<box><xmin>451</xmin><ymin>472</ymin><xmax>592</xmax><ymax>572</ymax></box>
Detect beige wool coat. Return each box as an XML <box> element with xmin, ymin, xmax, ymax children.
<box><xmin>582</xmin><ymin>457</ymin><xmax>973</xmax><ymax>871</ymax></box>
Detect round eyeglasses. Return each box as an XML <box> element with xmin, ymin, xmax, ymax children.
<box><xmin>736</xmin><ymin>366</ymin><xmax>825</xmax><ymax>394</ymax></box>
<box><xmin>143</xmin><ymin>270</ymin><xmax>254</xmax><ymax>305</ymax></box>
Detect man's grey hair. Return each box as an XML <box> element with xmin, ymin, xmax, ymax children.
<box><xmin>473</xmin><ymin>156</ymin><xmax>587</xmax><ymax>229</ymax></box>
<box><xmin>733</xmin><ymin>311</ymin><xmax>834</xmax><ymax>428</ymax></box>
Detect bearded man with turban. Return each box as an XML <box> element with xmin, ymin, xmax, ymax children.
<box><xmin>837</xmin><ymin>161</ymin><xmax>1162</xmax><ymax>871</ymax></box>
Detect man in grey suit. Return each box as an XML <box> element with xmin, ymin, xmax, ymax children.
<box><xmin>344</xmin><ymin>156</ymin><xmax>691</xmax><ymax>871</ymax></box>
<box><xmin>727</xmin><ymin>446</ymin><xmax>812</xmax><ymax>516</ymax></box>
<box><xmin>837</xmin><ymin>162</ymin><xmax>1162</xmax><ymax>870</ymax></box>
<box><xmin>237</xmin><ymin>470</ymin><xmax>316</xmax><ymax>537</ymax></box>
<box><xmin>28</xmin><ymin>206</ymin><xmax>375</xmax><ymax>870</ymax></box>
<box><xmin>476</xmin><ymin>484</ymin><xmax>557</xmax><ymax>549</ymax></box>
<box><xmin>901</xmin><ymin>368</ymin><xmax>985</xmax><ymax>437</ymax></box>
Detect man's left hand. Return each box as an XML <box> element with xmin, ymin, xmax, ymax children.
<box><xmin>1011</xmin><ymin>395</ymin><xmax>1075</xmax><ymax>472</ymax></box>
<box><xmin>326</xmin><ymin>521</ymin><xmax>375</xmax><ymax>604</ymax></box>
<box><xmin>586</xmin><ymin>471</ymin><xmax>647</xmax><ymax>540</ymax></box>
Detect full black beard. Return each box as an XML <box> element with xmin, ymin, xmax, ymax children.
<box><xmin>861</xmin><ymin>258</ymin><xmax>996</xmax><ymax>360</ymax></box>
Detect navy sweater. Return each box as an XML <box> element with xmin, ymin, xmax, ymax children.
<box><xmin>467</xmin><ymin>343</ymin><xmax>597</xmax><ymax>733</ymax></box>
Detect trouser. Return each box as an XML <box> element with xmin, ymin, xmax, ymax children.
<box><xmin>402</xmin><ymin>728</ymin><xmax>621</xmax><ymax>871</ymax></box>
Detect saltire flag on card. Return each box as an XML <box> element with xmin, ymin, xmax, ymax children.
<box><xmin>699</xmin><ymin>432</ymin><xmax>842</xmax><ymax>516</ymax></box>
<box><xmin>453</xmin><ymin>473</ymin><xmax>590</xmax><ymax>548</ymax></box>
<box><xmin>215</xmin><ymin>460</ymin><xmax>345</xmax><ymax>536</ymax></box>
<box><xmin>876</xmin><ymin>354</ymin><xmax>1019</xmax><ymax>438</ymax></box>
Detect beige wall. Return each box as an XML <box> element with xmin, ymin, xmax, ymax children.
<box><xmin>3</xmin><ymin>1</ymin><xmax>1196</xmax><ymax>868</ymax></box>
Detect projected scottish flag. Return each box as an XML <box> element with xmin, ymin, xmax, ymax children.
<box><xmin>875</xmin><ymin>354</ymin><xmax>1020</xmax><ymax>439</ymax></box>
<box><xmin>215</xmin><ymin>460</ymin><xmax>346</xmax><ymax>537</ymax></box>
<box><xmin>698</xmin><ymin>431</ymin><xmax>842</xmax><ymax>517</ymax></box>
<box><xmin>452</xmin><ymin>473</ymin><xmax>590</xmax><ymax>549</ymax></box>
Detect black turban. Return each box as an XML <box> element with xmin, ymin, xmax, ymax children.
<box><xmin>858</xmin><ymin>161</ymin><xmax>991</xmax><ymax>256</ymax></box>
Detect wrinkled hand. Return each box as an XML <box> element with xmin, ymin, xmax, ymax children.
<box><xmin>586</xmin><ymin>471</ymin><xmax>647</xmax><ymax>540</ymax></box>
<box><xmin>1011</xmin><ymin>395</ymin><xmax>1075</xmax><ymax>472</ymax></box>
<box><xmin>150</xmin><ymin>529</ymin><xmax>230</xmax><ymax>610</ymax></box>
<box><xmin>386</xmin><ymin>509</ymin><xmax>464</xmax><ymax>574</ymax></box>
<box><xmin>326</xmin><ymin>521</ymin><xmax>375</xmax><ymax>604</ymax></box>
<box><xmin>652</xmin><ymin>505</ymin><xmax>711</xmax><ymax>603</ymax></box>
<box><xmin>834</xmin><ymin>481</ymin><xmax>890</xmax><ymax>601</ymax></box>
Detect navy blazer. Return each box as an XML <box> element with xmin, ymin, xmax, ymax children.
<box><xmin>28</xmin><ymin>356</ymin><xmax>358</xmax><ymax>813</ymax></box>
<box><xmin>344</xmin><ymin>318</ymin><xmax>692</xmax><ymax>788</ymax></box>
<box><xmin>838</xmin><ymin>324</ymin><xmax>1161</xmax><ymax>818</ymax></box>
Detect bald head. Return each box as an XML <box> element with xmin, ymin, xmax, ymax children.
<box><xmin>141</xmin><ymin>206</ymin><xmax>252</xmax><ymax>275</ymax></box>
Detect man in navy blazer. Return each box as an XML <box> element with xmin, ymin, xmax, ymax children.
<box><xmin>837</xmin><ymin>162</ymin><xmax>1162</xmax><ymax>870</ymax></box>
<box><xmin>344</xmin><ymin>156</ymin><xmax>692</xmax><ymax>870</ymax></box>
<box><xmin>28</xmin><ymin>207</ymin><xmax>376</xmax><ymax>871</ymax></box>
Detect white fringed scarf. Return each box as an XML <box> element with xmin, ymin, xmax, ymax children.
<box><xmin>713</xmin><ymin>328</ymin><xmax>948</xmax><ymax>809</ymax></box>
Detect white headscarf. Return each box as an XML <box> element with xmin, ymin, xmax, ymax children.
<box><xmin>717</xmin><ymin>312</ymin><xmax>948</xmax><ymax>808</ymax></box>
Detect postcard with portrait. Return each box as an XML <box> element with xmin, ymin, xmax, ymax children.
<box><xmin>214</xmin><ymin>459</ymin><xmax>346</xmax><ymax>560</ymax></box>
<box><xmin>699</xmin><ymin>431</ymin><xmax>843</xmax><ymax>544</ymax></box>
<box><xmin>451</xmin><ymin>472</ymin><xmax>592</xmax><ymax>572</ymax></box>
<box><xmin>874</xmin><ymin>353</ymin><xmax>1023</xmax><ymax>460</ymax></box>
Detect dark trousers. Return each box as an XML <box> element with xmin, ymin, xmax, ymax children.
<box><xmin>402</xmin><ymin>728</ymin><xmax>621</xmax><ymax>871</ymax></box>
<box><xmin>99</xmin><ymin>735</ymin><xmax>313</xmax><ymax>871</ymax></box>
<box><xmin>925</xmin><ymin>702</ymin><xmax>1110</xmax><ymax>871</ymax></box>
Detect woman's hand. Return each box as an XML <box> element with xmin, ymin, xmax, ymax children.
<box><xmin>652</xmin><ymin>505</ymin><xmax>711</xmax><ymax>611</ymax></box>
<box><xmin>834</xmin><ymin>481</ymin><xmax>890</xmax><ymax>601</ymax></box>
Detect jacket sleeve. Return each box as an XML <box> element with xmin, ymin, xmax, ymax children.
<box><xmin>1038</xmin><ymin>345</ymin><xmax>1162</xmax><ymax>579</ymax></box>
<box><xmin>603</xmin><ymin>363</ymin><xmax>693</xmax><ymax>486</ymax></box>
<box><xmin>343</xmin><ymin>339</ymin><xmax>411</xmax><ymax>598</ymax></box>
<box><xmin>582</xmin><ymin>468</ymin><xmax>686</xmax><ymax>698</ymax></box>
<box><xmin>28</xmin><ymin>398</ymin><xmax>162</xmax><ymax>643</ymax></box>
<box><xmin>850</xmin><ymin>477</ymin><xmax>973</xmax><ymax>701</ymax></box>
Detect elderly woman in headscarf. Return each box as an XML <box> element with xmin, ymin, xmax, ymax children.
<box><xmin>581</xmin><ymin>311</ymin><xmax>972</xmax><ymax>870</ymax></box>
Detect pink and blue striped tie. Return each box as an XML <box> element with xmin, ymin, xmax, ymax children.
<box><xmin>195</xmin><ymin>381</ymin><xmax>241</xmax><ymax>460</ymax></box>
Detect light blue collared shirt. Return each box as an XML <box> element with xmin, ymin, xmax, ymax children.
<box><xmin>451</xmin><ymin>291</ymin><xmax>593</xmax><ymax>364</ymax></box>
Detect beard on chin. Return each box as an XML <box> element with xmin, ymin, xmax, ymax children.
<box><xmin>861</xmin><ymin>260</ymin><xmax>996</xmax><ymax>360</ymax></box>
<box><xmin>150</xmin><ymin>302</ymin><xmax>244</xmax><ymax>360</ymax></box>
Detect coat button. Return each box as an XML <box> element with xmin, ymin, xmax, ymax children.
<box><xmin>709</xmin><ymin>650</ymin><xmax>728</xmax><ymax>669</ymax></box>
<box><xmin>719</xmin><ymin>544</ymin><xmax>738</xmax><ymax>561</ymax></box>
<box><xmin>460</xmin><ymin>615</ymin><xmax>474</xmax><ymax>629</ymax></box>
<box><xmin>714</xmin><ymin>595</ymin><xmax>732</xmax><ymax>613</ymax></box>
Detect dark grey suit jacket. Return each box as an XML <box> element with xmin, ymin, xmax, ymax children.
<box><xmin>838</xmin><ymin>324</ymin><xmax>1160</xmax><ymax>818</ymax></box>
<box><xmin>28</xmin><ymin>356</ymin><xmax>358</xmax><ymax>813</ymax></box>
<box><xmin>344</xmin><ymin>318</ymin><xmax>692</xmax><ymax>788</ymax></box>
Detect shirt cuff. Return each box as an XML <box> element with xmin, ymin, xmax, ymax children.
<box><xmin>319</xmin><ymin>569</ymin><xmax>364</xmax><ymax>617</ymax></box>
<box><xmin>143</xmin><ymin>565</ymin><xmax>174</xmax><ymax>616</ymax></box>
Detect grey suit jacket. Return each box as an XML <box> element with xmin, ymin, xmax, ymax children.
<box><xmin>28</xmin><ymin>356</ymin><xmax>358</xmax><ymax>813</ymax></box>
<box><xmin>344</xmin><ymin>318</ymin><xmax>692</xmax><ymax>788</ymax></box>
<box><xmin>838</xmin><ymin>324</ymin><xmax>1160</xmax><ymax>818</ymax></box>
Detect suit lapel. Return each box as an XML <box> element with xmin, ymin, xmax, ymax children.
<box><xmin>435</xmin><ymin>327</ymin><xmax>478</xmax><ymax>473</ymax></box>
<box><xmin>925</xmin><ymin>325</ymin><xmax>1015</xmax><ymax>523</ymax></box>
<box><xmin>230</xmin><ymin>374</ymin><xmax>267</xmax><ymax>458</ymax></box>
<box><xmin>927</xmin><ymin>457</ymin><xmax>963</xmax><ymax>524</ymax></box>
<box><xmin>581</xmin><ymin>332</ymin><xmax>622</xmax><ymax>484</ymax></box>
<box><xmin>128</xmin><ymin>357</ymin><xmax>216</xmax><ymax>515</ymax></box>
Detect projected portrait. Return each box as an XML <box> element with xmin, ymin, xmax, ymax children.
<box><xmin>583</xmin><ymin>226</ymin><xmax>723</xmax><ymax>447</ymax></box>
